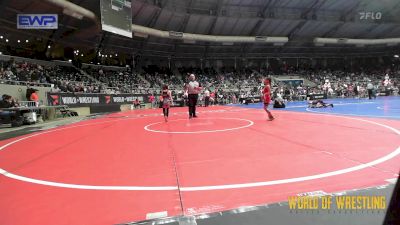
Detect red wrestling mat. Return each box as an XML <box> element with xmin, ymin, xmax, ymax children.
<box><xmin>0</xmin><ymin>106</ymin><xmax>399</xmax><ymax>225</ymax></box>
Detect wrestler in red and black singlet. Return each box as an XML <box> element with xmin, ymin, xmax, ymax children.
<box><xmin>262</xmin><ymin>79</ymin><xmax>274</xmax><ymax>121</ymax></box>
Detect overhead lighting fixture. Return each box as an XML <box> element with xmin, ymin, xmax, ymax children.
<box><xmin>169</xmin><ymin>31</ymin><xmax>183</xmax><ymax>38</ymax></box>
<box><xmin>134</xmin><ymin>32</ymin><xmax>148</xmax><ymax>38</ymax></box>
<box><xmin>394</xmin><ymin>55</ymin><xmax>399</xmax><ymax>58</ymax></box>
<box><xmin>63</xmin><ymin>8</ymin><xmax>84</xmax><ymax>20</ymax></box>
<box><xmin>0</xmin><ymin>52</ymin><xmax>2</xmax><ymax>55</ymax></box>
<box><xmin>68</xmin><ymin>59</ymin><xmax>72</xmax><ymax>62</ymax></box>
<box><xmin>81</xmin><ymin>54</ymin><xmax>83</xmax><ymax>57</ymax></box>
<box><xmin>48</xmin><ymin>45</ymin><xmax>51</xmax><ymax>49</ymax></box>
<box><xmin>0</xmin><ymin>36</ymin><xmax>3</xmax><ymax>39</ymax></box>
<box><xmin>115</xmin><ymin>53</ymin><xmax>118</xmax><ymax>57</ymax></box>
<box><xmin>25</xmin><ymin>40</ymin><xmax>29</xmax><ymax>43</ymax></box>
<box><xmin>183</xmin><ymin>40</ymin><xmax>196</xmax><ymax>44</ymax></box>
<box><xmin>17</xmin><ymin>40</ymin><xmax>20</xmax><ymax>43</ymax></box>
<box><xmin>6</xmin><ymin>39</ymin><xmax>9</xmax><ymax>42</ymax></box>
<box><xmin>97</xmin><ymin>62</ymin><xmax>100</xmax><ymax>65</ymax></box>
<box><xmin>109</xmin><ymin>55</ymin><xmax>112</xmax><ymax>57</ymax></box>
<box><xmin>255</xmin><ymin>36</ymin><xmax>268</xmax><ymax>42</ymax></box>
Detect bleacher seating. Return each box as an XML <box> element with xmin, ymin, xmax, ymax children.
<box><xmin>0</xmin><ymin>55</ymin><xmax>399</xmax><ymax>104</ymax></box>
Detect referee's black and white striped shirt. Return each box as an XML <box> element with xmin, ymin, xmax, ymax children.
<box><xmin>187</xmin><ymin>81</ymin><xmax>200</xmax><ymax>94</ymax></box>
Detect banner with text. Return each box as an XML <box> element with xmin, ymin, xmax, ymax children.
<box><xmin>47</xmin><ymin>93</ymin><xmax>149</xmax><ymax>107</ymax></box>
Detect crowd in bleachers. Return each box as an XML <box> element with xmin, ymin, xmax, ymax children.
<box><xmin>0</xmin><ymin>60</ymin><xmax>48</xmax><ymax>84</ymax></box>
<box><xmin>1</xmin><ymin>56</ymin><xmax>399</xmax><ymax>105</ymax></box>
<box><xmin>272</xmin><ymin>69</ymin><xmax>399</xmax><ymax>101</ymax></box>
<box><xmin>0</xmin><ymin>58</ymin><xmax>100</xmax><ymax>93</ymax></box>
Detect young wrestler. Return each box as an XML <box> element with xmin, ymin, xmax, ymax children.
<box><xmin>262</xmin><ymin>78</ymin><xmax>274</xmax><ymax>121</ymax></box>
<box><xmin>161</xmin><ymin>85</ymin><xmax>173</xmax><ymax>122</ymax></box>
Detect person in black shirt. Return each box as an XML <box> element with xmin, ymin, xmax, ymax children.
<box><xmin>0</xmin><ymin>95</ymin><xmax>20</xmax><ymax>125</ymax></box>
<box><xmin>0</xmin><ymin>95</ymin><xmax>15</xmax><ymax>108</ymax></box>
<box><xmin>308</xmin><ymin>99</ymin><xmax>333</xmax><ymax>108</ymax></box>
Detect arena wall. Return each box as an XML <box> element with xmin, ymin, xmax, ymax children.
<box><xmin>0</xmin><ymin>83</ymin><xmax>51</xmax><ymax>104</ymax></box>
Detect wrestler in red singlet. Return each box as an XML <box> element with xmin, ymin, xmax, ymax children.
<box><xmin>262</xmin><ymin>78</ymin><xmax>274</xmax><ymax>121</ymax></box>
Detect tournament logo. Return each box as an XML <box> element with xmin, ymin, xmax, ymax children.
<box><xmin>105</xmin><ymin>96</ymin><xmax>111</xmax><ymax>104</ymax></box>
<box><xmin>17</xmin><ymin>14</ymin><xmax>58</xmax><ymax>29</ymax></box>
<box><xmin>50</xmin><ymin>95</ymin><xmax>59</xmax><ymax>105</ymax></box>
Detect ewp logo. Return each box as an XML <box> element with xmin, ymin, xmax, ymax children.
<box><xmin>17</xmin><ymin>14</ymin><xmax>58</xmax><ymax>29</ymax></box>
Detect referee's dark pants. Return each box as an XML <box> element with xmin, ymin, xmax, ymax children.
<box><xmin>368</xmin><ymin>89</ymin><xmax>373</xmax><ymax>99</ymax></box>
<box><xmin>188</xmin><ymin>94</ymin><xmax>198</xmax><ymax>118</ymax></box>
<box><xmin>205</xmin><ymin>96</ymin><xmax>210</xmax><ymax>107</ymax></box>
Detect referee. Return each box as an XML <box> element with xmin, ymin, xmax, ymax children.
<box><xmin>185</xmin><ymin>74</ymin><xmax>202</xmax><ymax>119</ymax></box>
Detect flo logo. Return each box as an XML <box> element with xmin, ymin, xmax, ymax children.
<box><xmin>359</xmin><ymin>12</ymin><xmax>382</xmax><ymax>20</ymax></box>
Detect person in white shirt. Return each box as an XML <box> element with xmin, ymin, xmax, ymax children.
<box><xmin>367</xmin><ymin>81</ymin><xmax>375</xmax><ymax>99</ymax></box>
<box><xmin>204</xmin><ymin>89</ymin><xmax>210</xmax><ymax>107</ymax></box>
<box><xmin>184</xmin><ymin>74</ymin><xmax>202</xmax><ymax>119</ymax></box>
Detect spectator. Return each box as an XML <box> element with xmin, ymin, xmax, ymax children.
<box><xmin>149</xmin><ymin>94</ymin><xmax>155</xmax><ymax>108</ymax></box>
<box><xmin>30</xmin><ymin>89</ymin><xmax>39</xmax><ymax>106</ymax></box>
<box><xmin>273</xmin><ymin>93</ymin><xmax>286</xmax><ymax>108</ymax></box>
<box><xmin>133</xmin><ymin>98</ymin><xmax>140</xmax><ymax>109</ymax></box>
<box><xmin>367</xmin><ymin>80</ymin><xmax>375</xmax><ymax>99</ymax></box>
<box><xmin>0</xmin><ymin>95</ymin><xmax>21</xmax><ymax>125</ymax></box>
<box><xmin>204</xmin><ymin>89</ymin><xmax>210</xmax><ymax>107</ymax></box>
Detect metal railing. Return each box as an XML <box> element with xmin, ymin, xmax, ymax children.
<box><xmin>0</xmin><ymin>79</ymin><xmax>53</xmax><ymax>87</ymax></box>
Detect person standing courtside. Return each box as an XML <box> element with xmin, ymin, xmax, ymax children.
<box><xmin>367</xmin><ymin>80</ymin><xmax>375</xmax><ymax>100</ymax></box>
<box><xmin>30</xmin><ymin>89</ymin><xmax>39</xmax><ymax>107</ymax></box>
<box><xmin>185</xmin><ymin>74</ymin><xmax>202</xmax><ymax>119</ymax></box>
<box><xmin>204</xmin><ymin>88</ymin><xmax>210</xmax><ymax>107</ymax></box>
